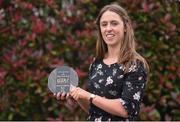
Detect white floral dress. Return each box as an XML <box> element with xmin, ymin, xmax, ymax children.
<box><xmin>87</xmin><ymin>59</ymin><xmax>147</xmax><ymax>121</ymax></box>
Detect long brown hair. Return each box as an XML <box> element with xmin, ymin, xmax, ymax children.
<box><xmin>95</xmin><ymin>4</ymin><xmax>149</xmax><ymax>73</ymax></box>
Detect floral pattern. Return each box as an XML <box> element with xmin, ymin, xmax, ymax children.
<box><xmin>87</xmin><ymin>59</ymin><xmax>147</xmax><ymax>121</ymax></box>
<box><xmin>105</xmin><ymin>76</ymin><xmax>113</xmax><ymax>86</ymax></box>
<box><xmin>133</xmin><ymin>91</ymin><xmax>141</xmax><ymax>101</ymax></box>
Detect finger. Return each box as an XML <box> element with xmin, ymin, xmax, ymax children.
<box><xmin>61</xmin><ymin>92</ymin><xmax>66</xmax><ymax>100</ymax></box>
<box><xmin>70</xmin><ymin>88</ymin><xmax>77</xmax><ymax>96</ymax></box>
<box><xmin>70</xmin><ymin>91</ymin><xmax>75</xmax><ymax>98</ymax></box>
<box><xmin>66</xmin><ymin>93</ymin><xmax>70</xmax><ymax>99</ymax></box>
<box><xmin>73</xmin><ymin>90</ymin><xmax>79</xmax><ymax>100</ymax></box>
<box><xmin>71</xmin><ymin>93</ymin><xmax>76</xmax><ymax>100</ymax></box>
<box><xmin>70</xmin><ymin>90</ymin><xmax>78</xmax><ymax>100</ymax></box>
<box><xmin>56</xmin><ymin>92</ymin><xmax>61</xmax><ymax>100</ymax></box>
<box><xmin>74</xmin><ymin>93</ymin><xmax>79</xmax><ymax>101</ymax></box>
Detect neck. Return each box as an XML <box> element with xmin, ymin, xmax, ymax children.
<box><xmin>105</xmin><ymin>46</ymin><xmax>119</xmax><ymax>60</ymax></box>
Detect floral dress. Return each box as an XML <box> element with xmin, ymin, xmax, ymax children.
<box><xmin>87</xmin><ymin>59</ymin><xmax>147</xmax><ymax>121</ymax></box>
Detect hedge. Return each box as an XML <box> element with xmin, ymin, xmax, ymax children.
<box><xmin>0</xmin><ymin>0</ymin><xmax>179</xmax><ymax>120</ymax></box>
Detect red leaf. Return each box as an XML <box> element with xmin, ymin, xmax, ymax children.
<box><xmin>12</xmin><ymin>59</ymin><xmax>27</xmax><ymax>69</ymax></box>
<box><xmin>168</xmin><ymin>23</ymin><xmax>176</xmax><ymax>31</ymax></box>
<box><xmin>22</xmin><ymin>2</ymin><xmax>33</xmax><ymax>9</ymax></box>
<box><xmin>26</xmin><ymin>33</ymin><xmax>36</xmax><ymax>41</ymax></box>
<box><xmin>176</xmin><ymin>94</ymin><xmax>180</xmax><ymax>104</ymax></box>
<box><xmin>75</xmin><ymin>68</ymin><xmax>87</xmax><ymax>78</ymax></box>
<box><xmin>49</xmin><ymin>58</ymin><xmax>64</xmax><ymax>68</ymax></box>
<box><xmin>18</xmin><ymin>39</ymin><xmax>28</xmax><ymax>46</ymax></box>
<box><xmin>2</xmin><ymin>51</ymin><xmax>14</xmax><ymax>64</ymax></box>
<box><xmin>45</xmin><ymin>0</ymin><xmax>54</xmax><ymax>6</ymax></box>
<box><xmin>13</xmin><ymin>11</ymin><xmax>22</xmax><ymax>22</ymax></box>
<box><xmin>158</xmin><ymin>74</ymin><xmax>164</xmax><ymax>86</ymax></box>
<box><xmin>167</xmin><ymin>65</ymin><xmax>176</xmax><ymax>71</ymax></box>
<box><xmin>50</xmin><ymin>24</ymin><xmax>57</xmax><ymax>34</ymax></box>
<box><xmin>0</xmin><ymin>0</ymin><xmax>2</xmax><ymax>6</ymax></box>
<box><xmin>164</xmin><ymin>13</ymin><xmax>171</xmax><ymax>22</ymax></box>
<box><xmin>165</xmin><ymin>114</ymin><xmax>172</xmax><ymax>121</ymax></box>
<box><xmin>56</xmin><ymin>113</ymin><xmax>63</xmax><ymax>121</ymax></box>
<box><xmin>140</xmin><ymin>104</ymin><xmax>155</xmax><ymax>113</ymax></box>
<box><xmin>46</xmin><ymin>42</ymin><xmax>54</xmax><ymax>50</ymax></box>
<box><xmin>15</xmin><ymin>90</ymin><xmax>26</xmax><ymax>101</ymax></box>
<box><xmin>142</xmin><ymin>2</ymin><xmax>149</xmax><ymax>13</ymax></box>
<box><xmin>159</xmin><ymin>96</ymin><xmax>167</xmax><ymax>106</ymax></box>
<box><xmin>32</xmin><ymin>19</ymin><xmax>45</xmax><ymax>34</ymax></box>
<box><xmin>32</xmin><ymin>70</ymin><xmax>46</xmax><ymax>81</ymax></box>
<box><xmin>0</xmin><ymin>68</ymin><xmax>7</xmax><ymax>86</ymax></box>
<box><xmin>165</xmin><ymin>82</ymin><xmax>173</xmax><ymax>90</ymax></box>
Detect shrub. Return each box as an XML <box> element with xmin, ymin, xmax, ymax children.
<box><xmin>0</xmin><ymin>0</ymin><xmax>179</xmax><ymax>120</ymax></box>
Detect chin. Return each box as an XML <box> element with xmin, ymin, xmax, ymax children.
<box><xmin>106</xmin><ymin>42</ymin><xmax>117</xmax><ymax>47</ymax></box>
<box><xmin>105</xmin><ymin>40</ymin><xmax>117</xmax><ymax>45</ymax></box>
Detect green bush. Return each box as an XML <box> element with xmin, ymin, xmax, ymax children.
<box><xmin>0</xmin><ymin>0</ymin><xmax>179</xmax><ymax>120</ymax></box>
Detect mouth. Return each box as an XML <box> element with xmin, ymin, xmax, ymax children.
<box><xmin>106</xmin><ymin>34</ymin><xmax>115</xmax><ymax>39</ymax></box>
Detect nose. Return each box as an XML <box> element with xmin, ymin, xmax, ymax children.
<box><xmin>106</xmin><ymin>24</ymin><xmax>113</xmax><ymax>32</ymax></box>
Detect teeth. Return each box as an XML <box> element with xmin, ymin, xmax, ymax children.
<box><xmin>106</xmin><ymin>34</ymin><xmax>115</xmax><ymax>37</ymax></box>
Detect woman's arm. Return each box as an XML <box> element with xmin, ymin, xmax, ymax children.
<box><xmin>70</xmin><ymin>87</ymin><xmax>128</xmax><ymax>118</ymax></box>
<box><xmin>70</xmin><ymin>63</ymin><xmax>147</xmax><ymax>118</ymax></box>
<box><xmin>90</xmin><ymin>94</ymin><xmax>128</xmax><ymax>117</ymax></box>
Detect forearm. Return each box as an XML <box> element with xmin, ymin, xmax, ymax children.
<box><xmin>70</xmin><ymin>87</ymin><xmax>128</xmax><ymax>117</ymax></box>
<box><xmin>92</xmin><ymin>95</ymin><xmax>128</xmax><ymax>118</ymax></box>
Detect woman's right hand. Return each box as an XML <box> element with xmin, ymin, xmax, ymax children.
<box><xmin>53</xmin><ymin>92</ymin><xmax>70</xmax><ymax>100</ymax></box>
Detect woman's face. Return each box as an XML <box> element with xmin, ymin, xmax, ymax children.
<box><xmin>100</xmin><ymin>10</ymin><xmax>125</xmax><ymax>47</ymax></box>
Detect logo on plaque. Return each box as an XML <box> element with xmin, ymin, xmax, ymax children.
<box><xmin>48</xmin><ymin>66</ymin><xmax>78</xmax><ymax>93</ymax></box>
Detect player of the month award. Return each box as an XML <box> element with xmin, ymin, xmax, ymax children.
<box><xmin>48</xmin><ymin>66</ymin><xmax>78</xmax><ymax>93</ymax></box>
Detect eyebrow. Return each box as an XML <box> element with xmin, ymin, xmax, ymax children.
<box><xmin>100</xmin><ymin>20</ymin><xmax>119</xmax><ymax>23</ymax></box>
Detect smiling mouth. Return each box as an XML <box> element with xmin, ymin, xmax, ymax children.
<box><xmin>106</xmin><ymin>34</ymin><xmax>115</xmax><ymax>38</ymax></box>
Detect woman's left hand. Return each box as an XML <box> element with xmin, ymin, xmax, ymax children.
<box><xmin>70</xmin><ymin>87</ymin><xmax>90</xmax><ymax>101</ymax></box>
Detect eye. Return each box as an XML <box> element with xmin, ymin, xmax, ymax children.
<box><xmin>111</xmin><ymin>21</ymin><xmax>119</xmax><ymax>26</ymax></box>
<box><xmin>100</xmin><ymin>22</ymin><xmax>107</xmax><ymax>27</ymax></box>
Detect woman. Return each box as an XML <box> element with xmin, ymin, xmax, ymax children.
<box><xmin>55</xmin><ymin>3</ymin><xmax>149</xmax><ymax>121</ymax></box>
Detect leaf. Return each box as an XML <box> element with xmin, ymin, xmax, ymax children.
<box><xmin>144</xmin><ymin>51</ymin><xmax>153</xmax><ymax>57</ymax></box>
<box><xmin>8</xmin><ymin>113</ymin><xmax>13</xmax><ymax>120</ymax></box>
<box><xmin>148</xmin><ymin>109</ymin><xmax>161</xmax><ymax>120</ymax></box>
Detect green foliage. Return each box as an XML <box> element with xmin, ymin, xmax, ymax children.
<box><xmin>0</xmin><ymin>0</ymin><xmax>179</xmax><ymax>121</ymax></box>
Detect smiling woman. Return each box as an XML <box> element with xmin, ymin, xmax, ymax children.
<box><xmin>100</xmin><ymin>11</ymin><xmax>125</xmax><ymax>47</ymax></box>
<box><xmin>54</xmin><ymin>3</ymin><xmax>149</xmax><ymax>121</ymax></box>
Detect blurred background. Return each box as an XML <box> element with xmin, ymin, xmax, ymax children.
<box><xmin>0</xmin><ymin>0</ymin><xmax>179</xmax><ymax>121</ymax></box>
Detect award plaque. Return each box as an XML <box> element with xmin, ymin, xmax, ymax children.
<box><xmin>48</xmin><ymin>66</ymin><xmax>78</xmax><ymax>93</ymax></box>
